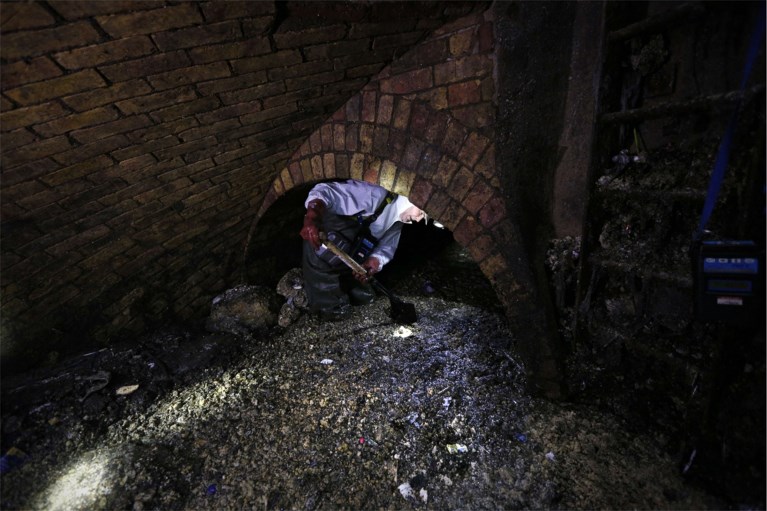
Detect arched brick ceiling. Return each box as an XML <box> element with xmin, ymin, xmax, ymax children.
<box><xmin>0</xmin><ymin>1</ymin><xmax>489</xmax><ymax>370</ymax></box>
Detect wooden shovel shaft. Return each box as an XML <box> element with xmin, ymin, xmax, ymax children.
<box><xmin>318</xmin><ymin>232</ymin><xmax>368</xmax><ymax>276</ymax></box>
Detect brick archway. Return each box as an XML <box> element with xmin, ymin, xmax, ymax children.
<box><xmin>252</xmin><ymin>9</ymin><xmax>565</xmax><ymax>397</ymax></box>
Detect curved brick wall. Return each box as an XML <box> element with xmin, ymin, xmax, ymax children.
<box><xmin>258</xmin><ymin>12</ymin><xmax>564</xmax><ymax>397</ymax></box>
<box><xmin>0</xmin><ymin>1</ymin><xmax>486</xmax><ymax>370</ymax></box>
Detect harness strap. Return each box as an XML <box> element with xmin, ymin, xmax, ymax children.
<box><xmin>355</xmin><ymin>191</ymin><xmax>397</xmax><ymax>229</ymax></box>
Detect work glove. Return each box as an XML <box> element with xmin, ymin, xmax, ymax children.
<box><xmin>354</xmin><ymin>256</ymin><xmax>381</xmax><ymax>284</ymax></box>
<box><xmin>300</xmin><ymin>199</ymin><xmax>326</xmax><ymax>250</ymax></box>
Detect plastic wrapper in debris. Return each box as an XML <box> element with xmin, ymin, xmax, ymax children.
<box><xmin>446</xmin><ymin>443</ymin><xmax>468</xmax><ymax>454</ymax></box>
<box><xmin>116</xmin><ymin>384</ymin><xmax>140</xmax><ymax>396</ymax></box>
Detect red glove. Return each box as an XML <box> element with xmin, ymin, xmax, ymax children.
<box><xmin>300</xmin><ymin>199</ymin><xmax>326</xmax><ymax>250</ymax></box>
<box><xmin>354</xmin><ymin>256</ymin><xmax>381</xmax><ymax>283</ymax></box>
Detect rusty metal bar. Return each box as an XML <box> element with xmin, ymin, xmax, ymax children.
<box><xmin>599</xmin><ymin>84</ymin><xmax>765</xmax><ymax>125</ymax></box>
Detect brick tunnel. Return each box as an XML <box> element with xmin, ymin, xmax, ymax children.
<box><xmin>1</xmin><ymin>1</ymin><xmax>765</xmax><ymax>509</ymax></box>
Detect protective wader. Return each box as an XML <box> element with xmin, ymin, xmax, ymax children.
<box><xmin>302</xmin><ymin>211</ymin><xmax>375</xmax><ymax>316</ymax></box>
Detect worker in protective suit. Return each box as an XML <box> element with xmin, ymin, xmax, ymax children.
<box><xmin>299</xmin><ymin>179</ymin><xmax>426</xmax><ymax>321</ymax></box>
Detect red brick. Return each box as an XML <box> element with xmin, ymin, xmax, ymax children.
<box><xmin>240</xmin><ymin>103</ymin><xmax>297</xmax><ymax>125</ymax></box>
<box><xmin>230</xmin><ymin>50</ymin><xmax>302</xmax><ymax>74</ymax></box>
<box><xmin>220</xmin><ymin>81</ymin><xmax>285</xmax><ymax>104</ymax></box>
<box><xmin>458</xmin><ymin>132</ymin><xmax>491</xmax><ymax>167</ymax></box>
<box><xmin>195</xmin><ymin>101</ymin><xmax>260</xmax><ymax>125</ymax></box>
<box><xmin>372</xmin><ymin>31</ymin><xmax>422</xmax><ymax>50</ymax></box>
<box><xmin>0</xmin><ymin>102</ymin><xmax>68</xmax><ymax>132</ymax></box>
<box><xmin>345</xmin><ymin>95</ymin><xmax>361</xmax><ymax>122</ymax></box>
<box><xmin>196</xmin><ymin>72</ymin><xmax>266</xmax><ymax>96</ymax></box>
<box><xmin>373</xmin><ymin>126</ymin><xmax>390</xmax><ymax>155</ymax></box>
<box><xmin>386</xmin><ymin>130</ymin><xmax>407</xmax><ymax>162</ymax></box>
<box><xmin>310</xmin><ymin>155</ymin><xmax>323</xmax><ymax>180</ymax></box>
<box><xmin>363</xmin><ymin>159</ymin><xmax>380</xmax><ymax>183</ymax></box>
<box><xmin>100</xmin><ymin>51</ymin><xmax>190</xmax><ymax>83</ymax></box>
<box><xmin>115</xmin><ymin>86</ymin><xmax>196</xmax><ymax>115</ymax></box>
<box><xmin>33</xmin><ymin>107</ymin><xmax>119</xmax><ymax>138</ymax></box>
<box><xmin>285</xmin><ymin>71</ymin><xmax>345</xmax><ymax>92</ymax></box>
<box><xmin>274</xmin><ymin>23</ymin><xmax>346</xmax><ymax>49</ymax></box>
<box><xmin>96</xmin><ymin>4</ymin><xmax>202</xmax><ymax>37</ymax></box>
<box><xmin>1</xmin><ymin>21</ymin><xmax>100</xmax><ymax>60</ymax></box>
<box><xmin>5</xmin><ymin>70</ymin><xmax>106</xmax><ymax>106</ymax></box>
<box><xmin>424</xmin><ymin>110</ymin><xmax>449</xmax><ymax>144</ymax></box>
<box><xmin>49</xmin><ymin>1</ymin><xmax>159</xmax><ymax>20</ymax></box>
<box><xmin>464</xmin><ymin>179</ymin><xmax>494</xmax><ymax>215</ymax></box>
<box><xmin>377</xmin><ymin>94</ymin><xmax>394</xmax><ymax>125</ymax></box>
<box><xmin>467</xmin><ymin>234</ymin><xmax>495</xmax><ymax>263</ymax></box>
<box><xmin>54</xmin><ymin>134</ymin><xmax>128</xmax><ymax>166</ymax></box>
<box><xmin>1</xmin><ymin>129</ymin><xmax>36</xmax><ymax>152</ymax></box>
<box><xmin>409</xmin><ymin>176</ymin><xmax>434</xmax><ymax>205</ymax></box>
<box><xmin>320</xmin><ymin>124</ymin><xmax>333</xmax><ymax>151</ymax></box>
<box><xmin>345</xmin><ymin>125</ymin><xmax>359</xmax><ymax>151</ymax></box>
<box><xmin>201</xmin><ymin>1</ymin><xmax>275</xmax><ymax>21</ymax></box>
<box><xmin>450</xmin><ymin>30</ymin><xmax>474</xmax><ymax>57</ymax></box>
<box><xmin>441</xmin><ymin>121</ymin><xmax>468</xmax><ymax>158</ymax></box>
<box><xmin>2</xmin><ymin>136</ymin><xmax>72</xmax><ymax>169</ymax></box>
<box><xmin>153</xmin><ymin>20</ymin><xmax>241</xmax><ymax>51</ymax></box>
<box><xmin>434</xmin><ymin>55</ymin><xmax>492</xmax><ymax>85</ymax></box>
<box><xmin>392</xmin><ymin>98</ymin><xmax>411</xmax><ymax>129</ymax></box>
<box><xmin>433</xmin><ymin>155</ymin><xmax>460</xmax><ymax>188</ymax></box>
<box><xmin>380</xmin><ymin>68</ymin><xmax>433</xmax><ymax>95</ymax></box>
<box><xmin>409</xmin><ymin>102</ymin><xmax>430</xmax><ymax>137</ymax></box>
<box><xmin>1</xmin><ymin>57</ymin><xmax>62</xmax><ymax>90</ymax></box>
<box><xmin>453</xmin><ymin>103</ymin><xmax>494</xmax><ymax>131</ymax></box>
<box><xmin>333</xmin><ymin>124</ymin><xmax>346</xmax><ymax>151</ymax></box>
<box><xmin>288</xmin><ymin>161</ymin><xmax>302</xmax><ymax>184</ymax></box>
<box><xmin>0</xmin><ymin>2</ymin><xmax>55</xmax><ymax>30</ymax></box>
<box><xmin>416</xmin><ymin>146</ymin><xmax>441</xmax><ymax>175</ymax></box>
<box><xmin>300</xmin><ymin>158</ymin><xmax>313</xmax><ymax>182</ymax></box>
<box><xmin>150</xmin><ymin>96</ymin><xmax>221</xmax><ymax>123</ymax></box>
<box><xmin>304</xmin><ymin>39</ymin><xmax>369</xmax><ymax>60</ymax></box>
<box><xmin>149</xmin><ymin>62</ymin><xmax>231</xmax><ymax>91</ymax></box>
<box><xmin>40</xmin><ymin>155</ymin><xmax>113</xmax><ymax>186</ymax></box>
<box><xmin>188</xmin><ymin>39</ymin><xmax>272</xmax><ymax>65</ymax></box>
<box><xmin>424</xmin><ymin>190</ymin><xmax>450</xmax><ymax>220</ymax></box>
<box><xmin>1</xmin><ymin>159</ymin><xmax>59</xmax><ymax>187</ymax></box>
<box><xmin>322</xmin><ymin>153</ymin><xmax>336</xmax><ymax>178</ymax></box>
<box><xmin>72</xmin><ymin>115</ymin><xmax>152</xmax><ymax>144</ymax></box>
<box><xmin>453</xmin><ymin>215</ymin><xmax>484</xmax><ymax>245</ymax></box>
<box><xmin>447</xmin><ymin>166</ymin><xmax>475</xmax><ymax>201</ymax></box>
<box><xmin>448</xmin><ymin>80</ymin><xmax>481</xmax><ymax>107</ymax></box>
<box><xmin>359</xmin><ymin>124</ymin><xmax>374</xmax><ymax>153</ymax></box>
<box><xmin>478</xmin><ymin>196</ymin><xmax>506</xmax><ymax>228</ymax></box>
<box><xmin>54</xmin><ymin>36</ymin><xmax>155</xmax><ymax>70</ymax></box>
<box><xmin>401</xmin><ymin>139</ymin><xmax>425</xmax><ymax>170</ymax></box>
<box><xmin>361</xmin><ymin>90</ymin><xmax>377</xmax><ymax>123</ymax></box>
<box><xmin>63</xmin><ymin>79</ymin><xmax>152</xmax><ymax>112</ymax></box>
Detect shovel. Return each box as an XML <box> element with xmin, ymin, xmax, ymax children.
<box><xmin>319</xmin><ymin>232</ymin><xmax>417</xmax><ymax>324</ymax></box>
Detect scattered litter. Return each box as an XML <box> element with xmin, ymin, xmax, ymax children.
<box><xmin>446</xmin><ymin>443</ymin><xmax>468</xmax><ymax>454</ymax></box>
<box><xmin>398</xmin><ymin>482</ymin><xmax>414</xmax><ymax>500</ymax></box>
<box><xmin>0</xmin><ymin>447</ymin><xmax>28</xmax><ymax>474</ymax></box>
<box><xmin>514</xmin><ymin>433</ymin><xmax>527</xmax><ymax>442</ymax></box>
<box><xmin>359</xmin><ymin>437</ymin><xmax>365</xmax><ymax>444</ymax></box>
<box><xmin>682</xmin><ymin>449</ymin><xmax>697</xmax><ymax>474</ymax></box>
<box><xmin>545</xmin><ymin>451</ymin><xmax>556</xmax><ymax>461</ymax></box>
<box><xmin>320</xmin><ymin>359</ymin><xmax>334</xmax><ymax>365</ymax></box>
<box><xmin>405</xmin><ymin>412</ymin><xmax>421</xmax><ymax>428</ymax></box>
<box><xmin>116</xmin><ymin>384</ymin><xmax>140</xmax><ymax>396</ymax></box>
<box><xmin>442</xmin><ymin>397</ymin><xmax>452</xmax><ymax>410</ymax></box>
<box><xmin>422</xmin><ymin>281</ymin><xmax>435</xmax><ymax>294</ymax></box>
<box><xmin>419</xmin><ymin>488</ymin><xmax>428</xmax><ymax>503</ymax></box>
<box><xmin>206</xmin><ymin>484</ymin><xmax>217</xmax><ymax>496</ymax></box>
<box><xmin>393</xmin><ymin>326</ymin><xmax>413</xmax><ymax>338</ymax></box>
